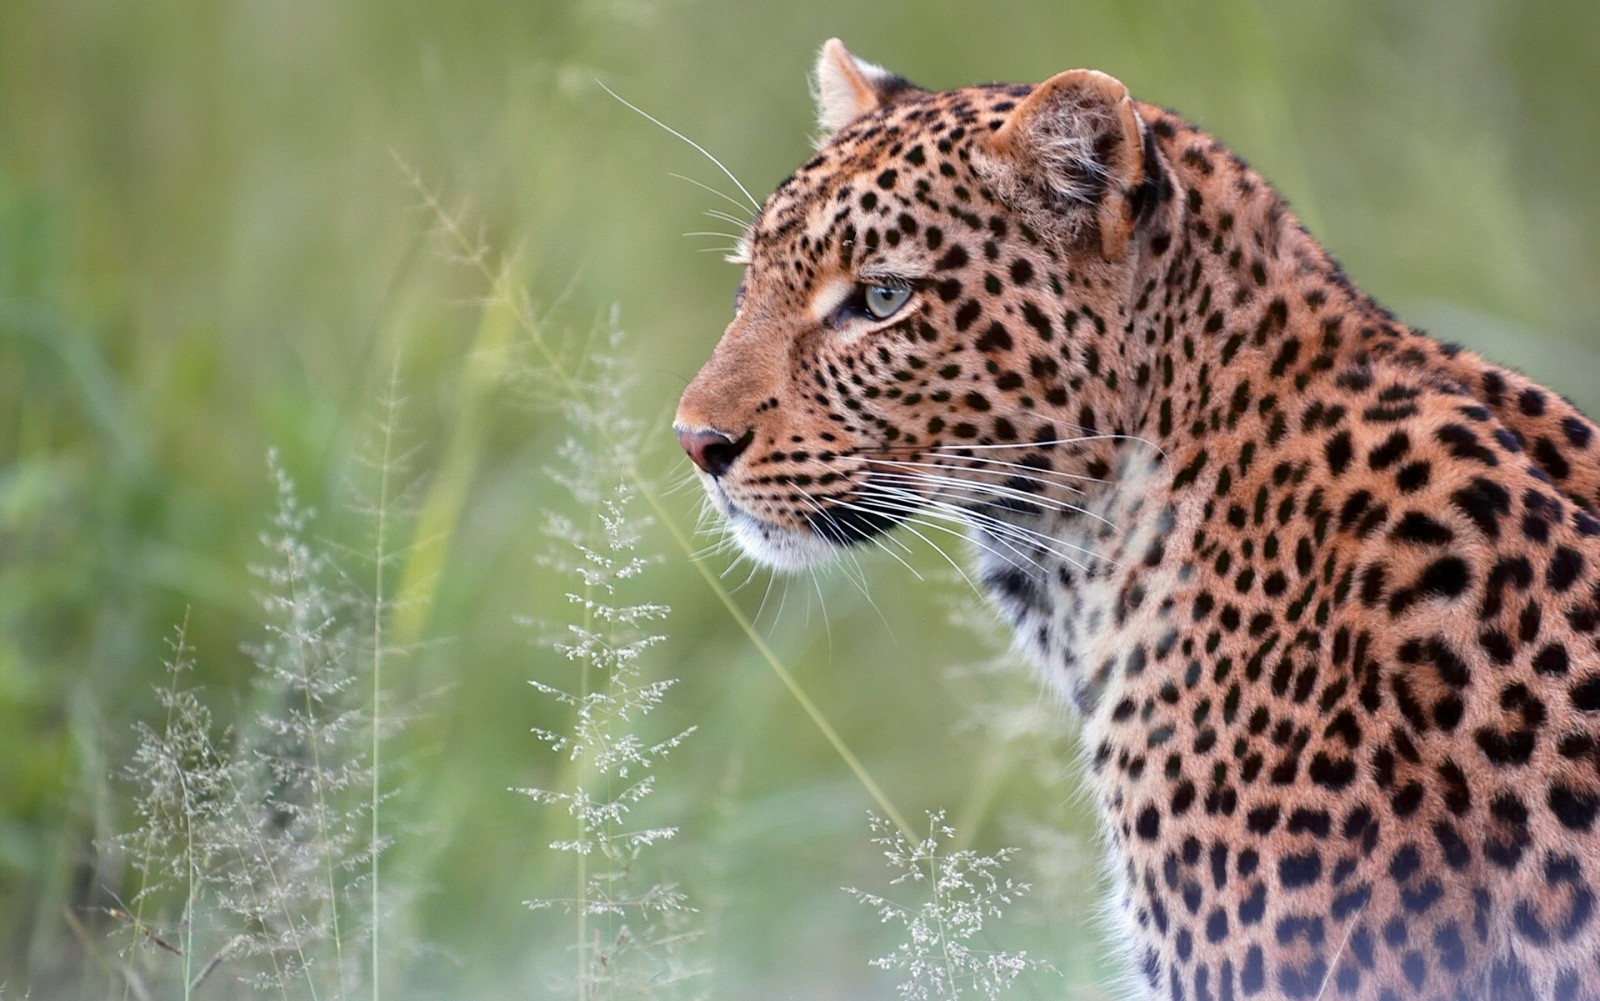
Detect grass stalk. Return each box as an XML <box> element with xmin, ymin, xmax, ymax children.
<box><xmin>576</xmin><ymin>514</ymin><xmax>595</xmax><ymax>1000</ymax></box>
<box><xmin>368</xmin><ymin>362</ymin><xmax>399</xmax><ymax>1001</ymax></box>
<box><xmin>219</xmin><ymin>768</ymin><xmax>319</xmax><ymax>1001</ymax></box>
<box><xmin>285</xmin><ymin>552</ymin><xmax>346</xmax><ymax>988</ymax></box>
<box><xmin>400</xmin><ymin>162</ymin><xmax>914</xmax><ymax>842</ymax></box>
<box><xmin>123</xmin><ymin>619</ymin><xmax>189</xmax><ymax>1001</ymax></box>
<box><xmin>179</xmin><ymin>772</ymin><xmax>195</xmax><ymax>1001</ymax></box>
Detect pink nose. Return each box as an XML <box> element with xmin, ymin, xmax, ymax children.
<box><xmin>676</xmin><ymin>427</ymin><xmax>751</xmax><ymax>477</ymax></box>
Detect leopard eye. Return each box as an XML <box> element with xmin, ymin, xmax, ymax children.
<box><xmin>863</xmin><ymin>283</ymin><xmax>912</xmax><ymax>320</ymax></box>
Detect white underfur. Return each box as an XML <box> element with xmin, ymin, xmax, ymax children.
<box><xmin>812</xmin><ymin>38</ymin><xmax>895</xmax><ymax>135</ymax></box>
<box><xmin>705</xmin><ymin>477</ymin><xmax>838</xmax><ymax>570</ymax></box>
<box><xmin>728</xmin><ymin>509</ymin><xmax>838</xmax><ymax>570</ymax></box>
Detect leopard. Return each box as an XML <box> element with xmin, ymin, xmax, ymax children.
<box><xmin>674</xmin><ymin>39</ymin><xmax>1600</xmax><ymax>1000</ymax></box>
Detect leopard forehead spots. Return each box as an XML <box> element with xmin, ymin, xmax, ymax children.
<box><xmin>675</xmin><ymin>40</ymin><xmax>1600</xmax><ymax>1000</ymax></box>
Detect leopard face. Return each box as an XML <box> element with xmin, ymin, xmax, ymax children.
<box><xmin>675</xmin><ymin>42</ymin><xmax>1167</xmax><ymax>570</ymax></box>
<box><xmin>676</xmin><ymin>39</ymin><xmax>1600</xmax><ymax>1001</ymax></box>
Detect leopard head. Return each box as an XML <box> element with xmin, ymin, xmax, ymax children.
<box><xmin>675</xmin><ymin>39</ymin><xmax>1175</xmax><ymax>569</ymax></box>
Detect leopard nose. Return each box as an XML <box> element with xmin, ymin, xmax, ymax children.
<box><xmin>676</xmin><ymin>426</ymin><xmax>752</xmax><ymax>477</ymax></box>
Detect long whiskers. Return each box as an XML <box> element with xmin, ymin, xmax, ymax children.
<box><xmin>703</xmin><ymin>208</ymin><xmax>751</xmax><ymax>229</ymax></box>
<box><xmin>856</xmin><ymin>484</ymin><xmax>1107</xmax><ymax>574</ymax></box>
<box><xmin>860</xmin><ymin>466</ymin><xmax>1116</xmax><ymax>531</ymax></box>
<box><xmin>811</xmin><ymin>475</ymin><xmax>1096</xmax><ymax>576</ymax></box>
<box><xmin>598</xmin><ymin>81</ymin><xmax>761</xmax><ymax>212</ymax></box>
<box><xmin>800</xmin><ymin>495</ymin><xmax>923</xmax><ymax>583</ymax></box>
<box><xmin>669</xmin><ymin>173</ymin><xmax>756</xmax><ymax>220</ymax></box>
<box><xmin>925</xmin><ymin>433</ymin><xmax>1166</xmax><ymax>458</ymax></box>
<box><xmin>847</xmin><ymin>494</ymin><xmax>1052</xmax><ymax>575</ymax></box>
<box><xmin>799</xmin><ymin>499</ymin><xmax>901</xmax><ymax>641</ymax></box>
<box><xmin>865</xmin><ymin>453</ymin><xmax>1103</xmax><ymax>491</ymax></box>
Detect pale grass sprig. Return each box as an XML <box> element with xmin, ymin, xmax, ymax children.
<box><xmin>516</xmin><ymin>314</ymin><xmax>704</xmax><ymax>999</ymax></box>
<box><xmin>848</xmin><ymin>811</ymin><xmax>1050</xmax><ymax>1001</ymax></box>
<box><xmin>112</xmin><ymin>422</ymin><xmax>423</xmax><ymax>997</ymax></box>
<box><xmin>338</xmin><ymin>363</ymin><xmax>433</xmax><ymax>1001</ymax></box>
<box><xmin>228</xmin><ymin>450</ymin><xmax>367</xmax><ymax>992</ymax></box>
<box><xmin>117</xmin><ymin>617</ymin><xmax>236</xmax><ymax>997</ymax></box>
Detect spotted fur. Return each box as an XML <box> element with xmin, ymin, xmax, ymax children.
<box><xmin>676</xmin><ymin>40</ymin><xmax>1600</xmax><ymax>1000</ymax></box>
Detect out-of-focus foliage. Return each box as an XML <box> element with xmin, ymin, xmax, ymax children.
<box><xmin>2</xmin><ymin>0</ymin><xmax>1597</xmax><ymax>996</ymax></box>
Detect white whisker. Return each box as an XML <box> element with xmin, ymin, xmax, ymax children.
<box><xmin>861</xmin><ymin>468</ymin><xmax>1117</xmax><ymax>532</ymax></box>
<box><xmin>864</xmin><ymin>467</ymin><xmax>1098</xmax><ymax>519</ymax></box>
<box><xmin>799</xmin><ymin>495</ymin><xmax>923</xmax><ymax>583</ymax></box>
<box><xmin>859</xmin><ymin>483</ymin><xmax>1110</xmax><ymax>573</ymax></box>
<box><xmin>772</xmin><ymin>572</ymin><xmax>793</xmax><ymax>628</ymax></box>
<box><xmin>751</xmin><ymin>560</ymin><xmax>781</xmax><ymax>626</ymax></box>
<box><xmin>799</xmin><ymin>497</ymin><xmax>893</xmax><ymax>596</ymax></box>
<box><xmin>704</xmin><ymin>208</ymin><xmax>751</xmax><ymax>229</ymax></box>
<box><xmin>926</xmin><ymin>433</ymin><xmax>1166</xmax><ymax>457</ymax></box>
<box><xmin>888</xmin><ymin>517</ymin><xmax>977</xmax><ymax>590</ymax></box>
<box><xmin>599</xmin><ymin>81</ymin><xmax>762</xmax><ymax>211</ymax></box>
<box><xmin>830</xmin><ymin>489</ymin><xmax>1055</xmax><ymax>575</ymax></box>
<box><xmin>665</xmin><ymin>468</ymin><xmax>708</xmax><ymax>498</ymax></box>
<box><xmin>668</xmin><ymin>172</ymin><xmax>755</xmax><ymax>219</ymax></box>
<box><xmin>865</xmin><ymin>453</ymin><xmax>1102</xmax><ymax>490</ymax></box>
<box><xmin>806</xmin><ymin>564</ymin><xmax>833</xmax><ymax>652</ymax></box>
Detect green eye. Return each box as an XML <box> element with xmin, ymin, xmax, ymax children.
<box><xmin>863</xmin><ymin>283</ymin><xmax>912</xmax><ymax>319</ymax></box>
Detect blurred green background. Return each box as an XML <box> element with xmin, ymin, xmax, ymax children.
<box><xmin>3</xmin><ymin>0</ymin><xmax>1599</xmax><ymax>997</ymax></box>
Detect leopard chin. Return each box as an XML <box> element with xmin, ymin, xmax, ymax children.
<box><xmin>707</xmin><ymin>487</ymin><xmax>840</xmax><ymax>571</ymax></box>
<box><xmin>726</xmin><ymin>511</ymin><xmax>839</xmax><ymax>571</ymax></box>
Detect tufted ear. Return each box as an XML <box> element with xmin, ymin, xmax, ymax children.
<box><xmin>985</xmin><ymin>69</ymin><xmax>1148</xmax><ymax>261</ymax></box>
<box><xmin>812</xmin><ymin>38</ymin><xmax>916</xmax><ymax>136</ymax></box>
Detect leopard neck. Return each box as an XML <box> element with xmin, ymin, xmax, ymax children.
<box><xmin>1108</xmin><ymin>106</ymin><xmax>1600</xmax><ymax>520</ymax></box>
<box><xmin>1116</xmin><ymin>106</ymin><xmax>1398</xmax><ymax>466</ymax></box>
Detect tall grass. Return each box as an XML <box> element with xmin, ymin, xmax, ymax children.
<box><xmin>401</xmin><ymin>163</ymin><xmax>917</xmax><ymax>837</ymax></box>
<box><xmin>108</xmin><ymin>415</ymin><xmax>419</xmax><ymax>998</ymax></box>
<box><xmin>72</xmin><ymin>150</ymin><xmax>1048</xmax><ymax>998</ymax></box>
<box><xmin>518</xmin><ymin>317</ymin><xmax>702</xmax><ymax>997</ymax></box>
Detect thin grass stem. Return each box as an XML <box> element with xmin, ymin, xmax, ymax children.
<box><xmin>401</xmin><ymin>163</ymin><xmax>915</xmax><ymax>843</ymax></box>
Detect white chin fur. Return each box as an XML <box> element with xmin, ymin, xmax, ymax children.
<box><xmin>727</xmin><ymin>509</ymin><xmax>838</xmax><ymax>571</ymax></box>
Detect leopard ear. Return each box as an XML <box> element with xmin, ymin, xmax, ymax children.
<box><xmin>812</xmin><ymin>38</ymin><xmax>915</xmax><ymax>136</ymax></box>
<box><xmin>986</xmin><ymin>69</ymin><xmax>1148</xmax><ymax>261</ymax></box>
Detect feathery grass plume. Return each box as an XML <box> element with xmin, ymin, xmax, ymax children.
<box><xmin>848</xmin><ymin>811</ymin><xmax>1049</xmax><ymax>1001</ymax></box>
<box><xmin>116</xmin><ymin>616</ymin><xmax>239</xmax><ymax>995</ymax></box>
<box><xmin>111</xmin><ymin>432</ymin><xmax>422</xmax><ymax>997</ymax></box>
<box><xmin>228</xmin><ymin>450</ymin><xmax>364</xmax><ymax>991</ymax></box>
<box><xmin>516</xmin><ymin>312</ymin><xmax>703</xmax><ymax>1000</ymax></box>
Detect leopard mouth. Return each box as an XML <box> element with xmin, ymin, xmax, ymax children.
<box><xmin>804</xmin><ymin>495</ymin><xmax>903</xmax><ymax>548</ymax></box>
<box><xmin>711</xmin><ymin>458</ymin><xmax>1076</xmax><ymax>574</ymax></box>
<box><xmin>709</xmin><ymin>477</ymin><xmax>908</xmax><ymax>570</ymax></box>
